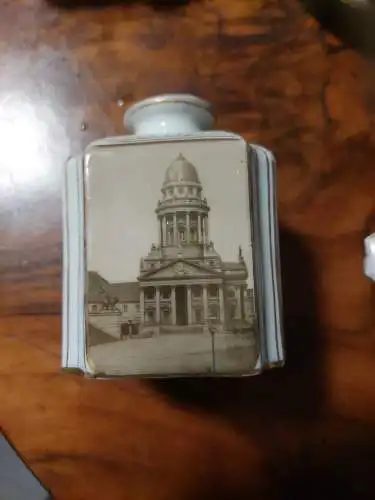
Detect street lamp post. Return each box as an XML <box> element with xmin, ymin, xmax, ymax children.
<box><xmin>208</xmin><ymin>321</ymin><xmax>216</xmax><ymax>373</ymax></box>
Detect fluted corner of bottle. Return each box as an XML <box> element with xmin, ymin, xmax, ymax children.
<box><xmin>124</xmin><ymin>94</ymin><xmax>214</xmax><ymax>137</ymax></box>
<box><xmin>364</xmin><ymin>233</ymin><xmax>375</xmax><ymax>281</ymax></box>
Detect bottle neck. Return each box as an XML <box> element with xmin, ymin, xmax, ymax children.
<box><xmin>124</xmin><ymin>94</ymin><xmax>214</xmax><ymax>137</ymax></box>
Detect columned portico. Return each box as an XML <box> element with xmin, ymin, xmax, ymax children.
<box><xmin>139</xmin><ymin>282</ymin><xmax>226</xmax><ymax>330</ymax></box>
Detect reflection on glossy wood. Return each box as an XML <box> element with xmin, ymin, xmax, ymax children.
<box><xmin>0</xmin><ymin>0</ymin><xmax>374</xmax><ymax>499</ymax></box>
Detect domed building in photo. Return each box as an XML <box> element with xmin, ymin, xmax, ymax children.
<box><xmin>88</xmin><ymin>154</ymin><xmax>255</xmax><ymax>339</ymax></box>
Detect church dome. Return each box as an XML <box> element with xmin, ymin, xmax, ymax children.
<box><xmin>163</xmin><ymin>153</ymin><xmax>200</xmax><ymax>185</ymax></box>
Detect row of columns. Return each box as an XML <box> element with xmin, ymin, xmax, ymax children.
<box><xmin>140</xmin><ymin>284</ymin><xmax>225</xmax><ymax>325</ymax></box>
<box><xmin>158</xmin><ymin>213</ymin><xmax>209</xmax><ymax>246</ymax></box>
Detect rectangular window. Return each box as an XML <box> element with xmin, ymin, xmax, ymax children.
<box><xmin>161</xmin><ymin>287</ymin><xmax>171</xmax><ymax>299</ymax></box>
<box><xmin>162</xmin><ymin>309</ymin><xmax>170</xmax><ymax>324</ymax></box>
<box><xmin>123</xmin><ymin>304</ymin><xmax>128</xmax><ymax>313</ymax></box>
<box><xmin>136</xmin><ymin>304</ymin><xmax>140</xmax><ymax>312</ymax></box>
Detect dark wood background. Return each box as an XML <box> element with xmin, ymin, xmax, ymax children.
<box><xmin>1</xmin><ymin>0</ymin><xmax>375</xmax><ymax>498</ymax></box>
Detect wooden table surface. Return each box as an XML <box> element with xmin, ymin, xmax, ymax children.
<box><xmin>1</xmin><ymin>0</ymin><xmax>375</xmax><ymax>498</ymax></box>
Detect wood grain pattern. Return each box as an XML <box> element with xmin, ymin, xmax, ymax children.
<box><xmin>0</xmin><ymin>0</ymin><xmax>374</xmax><ymax>498</ymax></box>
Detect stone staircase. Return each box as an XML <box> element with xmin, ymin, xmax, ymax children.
<box><xmin>88</xmin><ymin>313</ymin><xmax>122</xmax><ymax>339</ymax></box>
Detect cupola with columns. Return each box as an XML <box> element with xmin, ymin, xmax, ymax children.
<box><xmin>154</xmin><ymin>153</ymin><xmax>213</xmax><ymax>260</ymax></box>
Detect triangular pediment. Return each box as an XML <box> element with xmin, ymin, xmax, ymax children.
<box><xmin>139</xmin><ymin>259</ymin><xmax>220</xmax><ymax>281</ymax></box>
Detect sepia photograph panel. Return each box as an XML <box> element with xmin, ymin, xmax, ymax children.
<box><xmin>85</xmin><ymin>139</ymin><xmax>258</xmax><ymax>376</ymax></box>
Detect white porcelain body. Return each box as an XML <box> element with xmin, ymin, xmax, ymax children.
<box><xmin>62</xmin><ymin>93</ymin><xmax>285</xmax><ymax>375</ymax></box>
<box><xmin>364</xmin><ymin>233</ymin><xmax>375</xmax><ymax>281</ymax></box>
